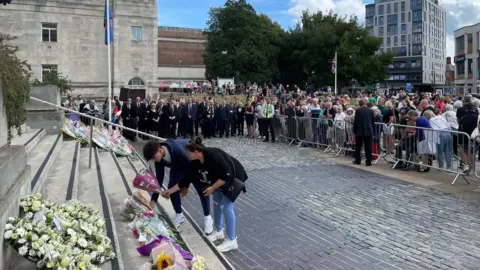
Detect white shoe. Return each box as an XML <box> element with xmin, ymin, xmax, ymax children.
<box><xmin>217</xmin><ymin>238</ymin><xmax>238</xmax><ymax>252</ymax></box>
<box><xmin>204</xmin><ymin>215</ymin><xmax>213</xmax><ymax>234</ymax></box>
<box><xmin>207</xmin><ymin>229</ymin><xmax>224</xmax><ymax>242</ymax></box>
<box><xmin>174</xmin><ymin>213</ymin><xmax>185</xmax><ymax>228</ymax></box>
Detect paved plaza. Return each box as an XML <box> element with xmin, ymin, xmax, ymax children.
<box><xmin>138</xmin><ymin>137</ymin><xmax>480</xmax><ymax>270</ymax></box>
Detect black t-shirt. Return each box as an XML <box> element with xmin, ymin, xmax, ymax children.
<box><xmin>382</xmin><ymin>108</ymin><xmax>394</xmax><ymax>124</ymax></box>
<box><xmin>179</xmin><ymin>148</ymin><xmax>247</xmax><ymax>191</ymax></box>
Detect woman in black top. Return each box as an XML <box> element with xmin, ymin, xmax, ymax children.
<box><xmin>163</xmin><ymin>137</ymin><xmax>247</xmax><ymax>253</ymax></box>
<box><xmin>148</xmin><ymin>103</ymin><xmax>160</xmax><ymax>136</ymax></box>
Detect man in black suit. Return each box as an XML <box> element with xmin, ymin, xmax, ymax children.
<box><xmin>183</xmin><ymin>97</ymin><xmax>196</xmax><ymax>138</ymax></box>
<box><xmin>121</xmin><ymin>98</ymin><xmax>137</xmax><ymax>141</ymax></box>
<box><xmin>138</xmin><ymin>99</ymin><xmax>149</xmax><ymax>139</ymax></box>
<box><xmin>353</xmin><ymin>98</ymin><xmax>375</xmax><ymax>166</ymax></box>
<box><xmin>197</xmin><ymin>97</ymin><xmax>208</xmax><ymax>136</ymax></box>
<box><xmin>166</xmin><ymin>99</ymin><xmax>177</xmax><ymax>138</ymax></box>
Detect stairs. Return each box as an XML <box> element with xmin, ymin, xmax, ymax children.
<box><xmin>7</xmin><ymin>131</ymin><xmax>230</xmax><ymax>270</ymax></box>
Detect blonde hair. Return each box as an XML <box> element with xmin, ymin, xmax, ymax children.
<box><xmin>423</xmin><ymin>110</ymin><xmax>436</xmax><ymax>118</ymax></box>
<box><xmin>384</xmin><ymin>101</ymin><xmax>393</xmax><ymax>108</ymax></box>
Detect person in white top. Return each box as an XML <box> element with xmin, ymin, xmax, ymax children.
<box><xmin>429</xmin><ymin>111</ymin><xmax>453</xmax><ymax>170</ymax></box>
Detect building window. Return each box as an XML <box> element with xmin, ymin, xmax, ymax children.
<box><xmin>366</xmin><ymin>5</ymin><xmax>375</xmax><ymax>17</ymax></box>
<box><xmin>128</xmin><ymin>77</ymin><xmax>145</xmax><ymax>86</ymax></box>
<box><xmin>387</xmin><ymin>14</ymin><xmax>398</xmax><ymax>25</ymax></box>
<box><xmin>412</xmin><ymin>33</ymin><xmax>422</xmax><ymax>44</ymax></box>
<box><xmin>394</xmin><ymin>3</ymin><xmax>398</xmax><ymax>13</ymax></box>
<box><xmin>412</xmin><ymin>11</ymin><xmax>422</xmax><ymax>22</ymax></box>
<box><xmin>131</xmin><ymin>26</ymin><xmax>142</xmax><ymax>41</ymax></box>
<box><xmin>387</xmin><ymin>25</ymin><xmax>398</xmax><ymax>36</ymax></box>
<box><xmin>378</xmin><ymin>5</ymin><xmax>384</xmax><ymax>15</ymax></box>
<box><xmin>467</xmin><ymin>34</ymin><xmax>473</xmax><ymax>54</ymax></box>
<box><xmin>366</xmin><ymin>17</ymin><xmax>374</xmax><ymax>27</ymax></box>
<box><xmin>41</xmin><ymin>65</ymin><xmax>58</xmax><ymax>80</ymax></box>
<box><xmin>401</xmin><ymin>13</ymin><xmax>405</xmax><ymax>23</ymax></box>
<box><xmin>412</xmin><ymin>45</ymin><xmax>422</xmax><ymax>56</ymax></box>
<box><xmin>42</xmin><ymin>23</ymin><xmax>57</xmax><ymax>42</ymax></box>
<box><xmin>379</xmin><ymin>27</ymin><xmax>384</xmax><ymax>36</ymax></box>
<box><xmin>387</xmin><ymin>37</ymin><xmax>391</xmax><ymax>47</ymax></box>
<box><xmin>401</xmin><ymin>35</ymin><xmax>406</xmax><ymax>45</ymax></box>
<box><xmin>379</xmin><ymin>16</ymin><xmax>384</xmax><ymax>25</ymax></box>
<box><xmin>387</xmin><ymin>4</ymin><xmax>391</xmax><ymax>13</ymax></box>
<box><xmin>456</xmin><ymin>35</ymin><xmax>465</xmax><ymax>55</ymax></box>
<box><xmin>401</xmin><ymin>24</ymin><xmax>407</xmax><ymax>34</ymax></box>
<box><xmin>394</xmin><ymin>36</ymin><xmax>398</xmax><ymax>46</ymax></box>
<box><xmin>401</xmin><ymin>1</ymin><xmax>405</xmax><ymax>12</ymax></box>
<box><xmin>456</xmin><ymin>61</ymin><xmax>465</xmax><ymax>75</ymax></box>
<box><xmin>412</xmin><ymin>22</ymin><xmax>422</xmax><ymax>33</ymax></box>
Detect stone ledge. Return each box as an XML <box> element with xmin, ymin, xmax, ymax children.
<box><xmin>0</xmin><ymin>165</ymin><xmax>31</xmax><ymax>270</ymax></box>
<box><xmin>0</xmin><ymin>146</ymin><xmax>28</xmax><ymax>198</ymax></box>
<box><xmin>26</xmin><ymin>111</ymin><xmax>64</xmax><ymax>135</ymax></box>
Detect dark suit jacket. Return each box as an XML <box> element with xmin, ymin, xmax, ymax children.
<box><xmin>183</xmin><ymin>103</ymin><xmax>197</xmax><ymax>121</ymax></box>
<box><xmin>121</xmin><ymin>104</ymin><xmax>134</xmax><ymax>120</ymax></box>
<box><xmin>131</xmin><ymin>102</ymin><xmax>142</xmax><ymax>118</ymax></box>
<box><xmin>353</xmin><ymin>106</ymin><xmax>375</xmax><ymax>137</ymax></box>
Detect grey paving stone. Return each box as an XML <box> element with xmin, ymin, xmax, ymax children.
<box><xmin>134</xmin><ymin>138</ymin><xmax>480</xmax><ymax>269</ymax></box>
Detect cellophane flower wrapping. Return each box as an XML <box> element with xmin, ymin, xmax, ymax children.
<box><xmin>190</xmin><ymin>256</ymin><xmax>208</xmax><ymax>270</ymax></box>
<box><xmin>151</xmin><ymin>239</ymin><xmax>188</xmax><ymax>270</ymax></box>
<box><xmin>137</xmin><ymin>235</ymin><xmax>192</xmax><ymax>261</ymax></box>
<box><xmin>4</xmin><ymin>194</ymin><xmax>115</xmax><ymax>269</ymax></box>
<box><xmin>119</xmin><ymin>196</ymin><xmax>150</xmax><ymax>220</ymax></box>
<box><xmin>128</xmin><ymin>214</ymin><xmax>172</xmax><ymax>244</ymax></box>
<box><xmin>133</xmin><ymin>168</ymin><xmax>161</xmax><ymax>193</ymax></box>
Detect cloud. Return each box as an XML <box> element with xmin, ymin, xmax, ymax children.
<box><xmin>287</xmin><ymin>0</ymin><xmax>368</xmax><ymax>24</ymax></box>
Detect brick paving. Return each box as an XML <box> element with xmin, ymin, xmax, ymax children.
<box><xmin>137</xmin><ymin>137</ymin><xmax>480</xmax><ymax>269</ymax></box>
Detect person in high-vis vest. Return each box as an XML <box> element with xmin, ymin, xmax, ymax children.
<box><xmin>262</xmin><ymin>99</ymin><xmax>276</xmax><ymax>143</ymax></box>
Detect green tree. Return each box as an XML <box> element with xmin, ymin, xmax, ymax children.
<box><xmin>203</xmin><ymin>0</ymin><xmax>284</xmax><ymax>83</ymax></box>
<box><xmin>279</xmin><ymin>11</ymin><xmax>394</xmax><ymax>88</ymax></box>
<box><xmin>33</xmin><ymin>71</ymin><xmax>73</xmax><ymax>95</ymax></box>
<box><xmin>0</xmin><ymin>34</ymin><xmax>31</xmax><ymax>141</ymax></box>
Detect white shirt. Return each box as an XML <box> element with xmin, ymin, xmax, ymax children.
<box><xmin>83</xmin><ymin>104</ymin><xmax>98</xmax><ymax>112</ymax></box>
<box><xmin>430</xmin><ymin>115</ymin><xmax>451</xmax><ymax>131</ymax></box>
<box><xmin>442</xmin><ymin>111</ymin><xmax>458</xmax><ymax>130</ymax></box>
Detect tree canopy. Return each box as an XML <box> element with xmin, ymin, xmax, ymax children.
<box><xmin>203</xmin><ymin>1</ymin><xmax>394</xmax><ymax>88</ymax></box>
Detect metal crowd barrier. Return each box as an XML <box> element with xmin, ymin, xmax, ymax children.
<box><xmin>388</xmin><ymin>124</ymin><xmax>471</xmax><ymax>185</ymax></box>
<box><xmin>275</xmin><ymin>115</ymin><xmax>297</xmax><ymax>145</ymax></box>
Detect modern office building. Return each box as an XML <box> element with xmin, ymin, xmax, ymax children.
<box><xmin>365</xmin><ymin>0</ymin><xmax>446</xmax><ymax>91</ymax></box>
<box><xmin>453</xmin><ymin>23</ymin><xmax>480</xmax><ymax>95</ymax></box>
<box><xmin>0</xmin><ymin>0</ymin><xmax>207</xmax><ymax>99</ymax></box>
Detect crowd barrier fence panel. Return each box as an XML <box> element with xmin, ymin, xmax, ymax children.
<box><xmin>388</xmin><ymin>124</ymin><xmax>471</xmax><ymax>185</ymax></box>
<box><xmin>275</xmin><ymin>115</ymin><xmax>297</xmax><ymax>145</ymax></box>
<box><xmin>295</xmin><ymin>117</ymin><xmax>333</xmax><ymax>151</ymax></box>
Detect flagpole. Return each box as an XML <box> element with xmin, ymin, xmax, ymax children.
<box><xmin>334</xmin><ymin>51</ymin><xmax>337</xmax><ymax>96</ymax></box>
<box><xmin>106</xmin><ymin>0</ymin><xmax>112</xmax><ymax>130</ymax></box>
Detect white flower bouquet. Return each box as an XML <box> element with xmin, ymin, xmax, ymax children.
<box><xmin>119</xmin><ymin>196</ymin><xmax>150</xmax><ymax>220</ymax></box>
<box><xmin>5</xmin><ymin>194</ymin><xmax>116</xmax><ymax>269</ymax></box>
<box><xmin>128</xmin><ymin>214</ymin><xmax>173</xmax><ymax>244</ymax></box>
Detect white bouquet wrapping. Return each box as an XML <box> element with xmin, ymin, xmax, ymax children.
<box><xmin>4</xmin><ymin>194</ymin><xmax>116</xmax><ymax>270</ymax></box>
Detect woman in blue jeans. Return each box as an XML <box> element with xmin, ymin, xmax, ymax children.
<box><xmin>163</xmin><ymin>136</ymin><xmax>247</xmax><ymax>252</ymax></box>
<box><xmin>143</xmin><ymin>139</ymin><xmax>212</xmax><ymax>233</ymax></box>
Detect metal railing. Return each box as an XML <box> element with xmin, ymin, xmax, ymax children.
<box><xmin>30</xmin><ymin>97</ymin><xmax>166</xmax><ymax>169</ymax></box>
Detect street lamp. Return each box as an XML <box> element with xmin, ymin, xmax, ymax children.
<box><xmin>178</xmin><ymin>60</ymin><xmax>182</xmax><ymax>85</ymax></box>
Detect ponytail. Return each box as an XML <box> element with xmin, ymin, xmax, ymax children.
<box><xmin>186</xmin><ymin>136</ymin><xmax>205</xmax><ymax>152</ymax></box>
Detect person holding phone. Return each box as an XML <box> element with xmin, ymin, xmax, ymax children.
<box><xmin>163</xmin><ymin>136</ymin><xmax>248</xmax><ymax>252</ymax></box>
<box><xmin>143</xmin><ymin>140</ymin><xmax>213</xmax><ymax>233</ymax></box>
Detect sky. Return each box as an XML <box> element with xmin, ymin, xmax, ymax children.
<box><xmin>158</xmin><ymin>0</ymin><xmax>480</xmax><ymax>59</ymax></box>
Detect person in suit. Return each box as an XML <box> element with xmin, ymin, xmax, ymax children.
<box><xmin>353</xmin><ymin>99</ymin><xmax>375</xmax><ymax>166</ymax></box>
<box><xmin>229</xmin><ymin>101</ymin><xmax>238</xmax><ymax>136</ymax></box>
<box><xmin>218</xmin><ymin>100</ymin><xmax>231</xmax><ymax>138</ymax></box>
<box><xmin>203</xmin><ymin>100</ymin><xmax>215</xmax><ymax>138</ymax></box>
<box><xmin>183</xmin><ymin>97</ymin><xmax>196</xmax><ymax>138</ymax></box>
<box><xmin>176</xmin><ymin>99</ymin><xmax>185</xmax><ymax>138</ymax></box>
<box><xmin>193</xmin><ymin>97</ymin><xmax>201</xmax><ymax>136</ymax></box>
<box><xmin>132</xmin><ymin>96</ymin><xmax>142</xmax><ymax>138</ymax></box>
<box><xmin>197</xmin><ymin>97</ymin><xmax>208</xmax><ymax>136</ymax></box>
<box><xmin>235</xmin><ymin>102</ymin><xmax>245</xmax><ymax>136</ymax></box>
<box><xmin>167</xmin><ymin>100</ymin><xmax>177</xmax><ymax>138</ymax></box>
<box><xmin>139</xmin><ymin>99</ymin><xmax>149</xmax><ymax>139</ymax></box>
<box><xmin>121</xmin><ymin>98</ymin><xmax>137</xmax><ymax>141</ymax></box>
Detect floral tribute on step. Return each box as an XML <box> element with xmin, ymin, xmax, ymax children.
<box><xmin>4</xmin><ymin>194</ymin><xmax>115</xmax><ymax>269</ymax></box>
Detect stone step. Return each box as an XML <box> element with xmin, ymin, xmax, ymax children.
<box><xmin>27</xmin><ymin>134</ymin><xmax>63</xmax><ymax>194</ymax></box>
<box><xmin>10</xmin><ymin>128</ymin><xmax>46</xmax><ymax>154</ymax></box>
<box><xmin>42</xmin><ymin>140</ymin><xmax>80</xmax><ymax>204</ymax></box>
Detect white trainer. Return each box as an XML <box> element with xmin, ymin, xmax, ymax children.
<box><xmin>204</xmin><ymin>215</ymin><xmax>213</xmax><ymax>234</ymax></box>
<box><xmin>207</xmin><ymin>229</ymin><xmax>225</xmax><ymax>242</ymax></box>
<box><xmin>217</xmin><ymin>238</ymin><xmax>238</xmax><ymax>252</ymax></box>
<box><xmin>174</xmin><ymin>213</ymin><xmax>185</xmax><ymax>228</ymax></box>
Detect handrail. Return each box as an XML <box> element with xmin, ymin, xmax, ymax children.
<box><xmin>30</xmin><ymin>96</ymin><xmax>167</xmax><ymax>169</ymax></box>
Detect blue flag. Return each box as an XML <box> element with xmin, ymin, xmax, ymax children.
<box><xmin>104</xmin><ymin>1</ymin><xmax>113</xmax><ymax>45</ymax></box>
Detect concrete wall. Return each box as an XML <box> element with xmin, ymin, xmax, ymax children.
<box><xmin>27</xmin><ymin>85</ymin><xmax>64</xmax><ymax>134</ymax></box>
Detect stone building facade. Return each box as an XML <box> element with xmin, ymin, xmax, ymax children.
<box><xmin>157</xmin><ymin>26</ymin><xmax>206</xmax><ymax>85</ymax></box>
<box><xmin>0</xmin><ymin>0</ymin><xmax>158</xmax><ymax>99</ymax></box>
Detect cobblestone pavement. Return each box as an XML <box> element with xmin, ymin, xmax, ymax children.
<box><xmin>136</xmin><ymin>137</ymin><xmax>480</xmax><ymax>270</ymax></box>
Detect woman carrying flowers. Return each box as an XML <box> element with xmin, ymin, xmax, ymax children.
<box><xmin>163</xmin><ymin>136</ymin><xmax>248</xmax><ymax>252</ymax></box>
<box><xmin>143</xmin><ymin>140</ymin><xmax>212</xmax><ymax>232</ymax></box>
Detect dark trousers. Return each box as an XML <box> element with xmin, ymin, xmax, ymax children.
<box><xmin>168</xmin><ymin>120</ymin><xmax>176</xmax><ymax>138</ymax></box>
<box><xmin>264</xmin><ymin>118</ymin><xmax>275</xmax><ymax>142</ymax></box>
<box><xmin>177</xmin><ymin>118</ymin><xmax>185</xmax><ymax>137</ymax></box>
<box><xmin>185</xmin><ymin>118</ymin><xmax>194</xmax><ymax>137</ymax></box>
<box><xmin>258</xmin><ymin>118</ymin><xmax>265</xmax><ymax>136</ymax></box>
<box><xmin>354</xmin><ymin>136</ymin><xmax>373</xmax><ymax>164</ymax></box>
<box><xmin>203</xmin><ymin>119</ymin><xmax>213</xmax><ymax>138</ymax></box>
<box><xmin>230</xmin><ymin>119</ymin><xmax>236</xmax><ymax>135</ymax></box>
<box><xmin>219</xmin><ymin>120</ymin><xmax>230</xmax><ymax>137</ymax></box>
<box><xmin>194</xmin><ymin>119</ymin><xmax>200</xmax><ymax>136</ymax></box>
<box><xmin>236</xmin><ymin>120</ymin><xmax>244</xmax><ymax>135</ymax></box>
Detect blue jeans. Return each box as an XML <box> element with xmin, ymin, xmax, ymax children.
<box><xmin>213</xmin><ymin>190</ymin><xmax>235</xmax><ymax>240</ymax></box>
<box><xmin>437</xmin><ymin>132</ymin><xmax>453</xmax><ymax>169</ymax></box>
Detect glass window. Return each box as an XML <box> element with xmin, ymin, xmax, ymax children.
<box><xmin>42</xmin><ymin>23</ymin><xmax>57</xmax><ymax>42</ymax></box>
<box><xmin>401</xmin><ymin>1</ymin><xmax>405</xmax><ymax>12</ymax></box>
<box><xmin>366</xmin><ymin>17</ymin><xmax>374</xmax><ymax>27</ymax></box>
<box><xmin>412</xmin><ymin>45</ymin><xmax>422</xmax><ymax>56</ymax></box>
<box><xmin>456</xmin><ymin>61</ymin><xmax>465</xmax><ymax>75</ymax></box>
<box><xmin>401</xmin><ymin>35</ymin><xmax>406</xmax><ymax>45</ymax></box>
<box><xmin>412</xmin><ymin>11</ymin><xmax>422</xmax><ymax>22</ymax></box>
<box><xmin>387</xmin><ymin>37</ymin><xmax>391</xmax><ymax>46</ymax></box>
<box><xmin>366</xmin><ymin>6</ymin><xmax>375</xmax><ymax>17</ymax></box>
<box><xmin>387</xmin><ymin>14</ymin><xmax>398</xmax><ymax>24</ymax></box>
<box><xmin>401</xmin><ymin>24</ymin><xmax>407</xmax><ymax>34</ymax></box>
<box><xmin>379</xmin><ymin>16</ymin><xmax>384</xmax><ymax>25</ymax></box>
<box><xmin>401</xmin><ymin>13</ymin><xmax>405</xmax><ymax>23</ymax></box>
<box><xmin>394</xmin><ymin>36</ymin><xmax>398</xmax><ymax>46</ymax></box>
<box><xmin>378</xmin><ymin>5</ymin><xmax>384</xmax><ymax>15</ymax></box>
<box><xmin>379</xmin><ymin>27</ymin><xmax>384</xmax><ymax>36</ymax></box>
<box><xmin>41</xmin><ymin>65</ymin><xmax>58</xmax><ymax>80</ymax></box>
<box><xmin>412</xmin><ymin>22</ymin><xmax>422</xmax><ymax>33</ymax></box>
<box><xmin>131</xmin><ymin>26</ymin><xmax>142</xmax><ymax>41</ymax></box>
<box><xmin>387</xmin><ymin>4</ymin><xmax>391</xmax><ymax>13</ymax></box>
<box><xmin>412</xmin><ymin>33</ymin><xmax>422</xmax><ymax>44</ymax></box>
<box><xmin>394</xmin><ymin>3</ymin><xmax>398</xmax><ymax>13</ymax></box>
<box><xmin>456</xmin><ymin>35</ymin><xmax>465</xmax><ymax>54</ymax></box>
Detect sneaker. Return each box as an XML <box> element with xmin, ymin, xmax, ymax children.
<box><xmin>463</xmin><ymin>165</ymin><xmax>470</xmax><ymax>174</ymax></box>
<box><xmin>207</xmin><ymin>229</ymin><xmax>225</xmax><ymax>242</ymax></box>
<box><xmin>217</xmin><ymin>238</ymin><xmax>238</xmax><ymax>252</ymax></box>
<box><xmin>204</xmin><ymin>215</ymin><xmax>213</xmax><ymax>234</ymax></box>
<box><xmin>174</xmin><ymin>213</ymin><xmax>185</xmax><ymax>228</ymax></box>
